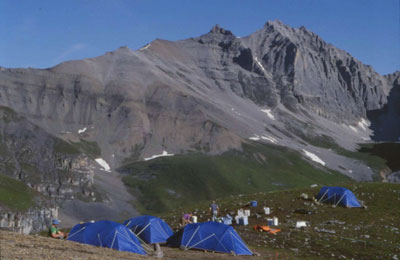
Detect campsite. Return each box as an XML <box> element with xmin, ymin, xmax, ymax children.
<box><xmin>1</xmin><ymin>182</ymin><xmax>399</xmax><ymax>259</ymax></box>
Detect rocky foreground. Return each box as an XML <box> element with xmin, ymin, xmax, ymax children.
<box><xmin>0</xmin><ymin>230</ymin><xmax>276</xmax><ymax>260</ymax></box>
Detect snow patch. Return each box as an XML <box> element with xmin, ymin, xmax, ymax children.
<box><xmin>358</xmin><ymin>118</ymin><xmax>370</xmax><ymax>131</ymax></box>
<box><xmin>95</xmin><ymin>158</ymin><xmax>111</xmax><ymax>172</ymax></box>
<box><xmin>139</xmin><ymin>44</ymin><xmax>151</xmax><ymax>51</ymax></box>
<box><xmin>302</xmin><ymin>149</ymin><xmax>326</xmax><ymax>166</ymax></box>
<box><xmin>261</xmin><ymin>135</ymin><xmax>277</xmax><ymax>144</ymax></box>
<box><xmin>254</xmin><ymin>56</ymin><xmax>267</xmax><ymax>75</ymax></box>
<box><xmin>249</xmin><ymin>134</ymin><xmax>277</xmax><ymax>144</ymax></box>
<box><xmin>144</xmin><ymin>151</ymin><xmax>174</xmax><ymax>161</ymax></box>
<box><xmin>261</xmin><ymin>109</ymin><xmax>275</xmax><ymax>120</ymax></box>
<box><xmin>249</xmin><ymin>135</ymin><xmax>261</xmax><ymax>141</ymax></box>
<box><xmin>78</xmin><ymin>127</ymin><xmax>87</xmax><ymax>134</ymax></box>
<box><xmin>349</xmin><ymin>125</ymin><xmax>358</xmax><ymax>133</ymax></box>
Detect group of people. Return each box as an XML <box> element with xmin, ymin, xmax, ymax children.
<box><xmin>181</xmin><ymin>201</ymin><xmax>219</xmax><ymax>226</ymax></box>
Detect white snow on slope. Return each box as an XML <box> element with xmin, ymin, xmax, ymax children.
<box><xmin>261</xmin><ymin>135</ymin><xmax>278</xmax><ymax>144</ymax></box>
<box><xmin>139</xmin><ymin>44</ymin><xmax>151</xmax><ymax>51</ymax></box>
<box><xmin>144</xmin><ymin>151</ymin><xmax>174</xmax><ymax>161</ymax></box>
<box><xmin>261</xmin><ymin>109</ymin><xmax>275</xmax><ymax>120</ymax></box>
<box><xmin>249</xmin><ymin>134</ymin><xmax>277</xmax><ymax>144</ymax></box>
<box><xmin>349</xmin><ymin>125</ymin><xmax>358</xmax><ymax>133</ymax></box>
<box><xmin>302</xmin><ymin>149</ymin><xmax>326</xmax><ymax>166</ymax></box>
<box><xmin>78</xmin><ymin>127</ymin><xmax>87</xmax><ymax>134</ymax></box>
<box><xmin>254</xmin><ymin>56</ymin><xmax>267</xmax><ymax>75</ymax></box>
<box><xmin>358</xmin><ymin>118</ymin><xmax>370</xmax><ymax>131</ymax></box>
<box><xmin>249</xmin><ymin>135</ymin><xmax>261</xmax><ymax>141</ymax></box>
<box><xmin>95</xmin><ymin>158</ymin><xmax>111</xmax><ymax>172</ymax></box>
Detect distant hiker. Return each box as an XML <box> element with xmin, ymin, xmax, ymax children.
<box><xmin>210</xmin><ymin>201</ymin><xmax>219</xmax><ymax>221</ymax></box>
<box><xmin>181</xmin><ymin>213</ymin><xmax>193</xmax><ymax>226</ymax></box>
<box><xmin>49</xmin><ymin>219</ymin><xmax>68</xmax><ymax>239</ymax></box>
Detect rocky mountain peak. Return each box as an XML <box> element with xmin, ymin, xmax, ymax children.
<box><xmin>264</xmin><ymin>19</ymin><xmax>284</xmax><ymax>28</ymax></box>
<box><xmin>385</xmin><ymin>71</ymin><xmax>400</xmax><ymax>85</ymax></box>
<box><xmin>110</xmin><ymin>45</ymin><xmax>134</xmax><ymax>55</ymax></box>
<box><xmin>197</xmin><ymin>25</ymin><xmax>236</xmax><ymax>46</ymax></box>
<box><xmin>209</xmin><ymin>24</ymin><xmax>234</xmax><ymax>36</ymax></box>
<box><xmin>263</xmin><ymin>19</ymin><xmax>293</xmax><ymax>33</ymax></box>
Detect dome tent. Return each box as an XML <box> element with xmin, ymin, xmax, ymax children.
<box><xmin>316</xmin><ymin>186</ymin><xmax>361</xmax><ymax>207</ymax></box>
<box><xmin>67</xmin><ymin>220</ymin><xmax>146</xmax><ymax>255</ymax></box>
<box><xmin>124</xmin><ymin>215</ymin><xmax>173</xmax><ymax>244</ymax></box>
<box><xmin>67</xmin><ymin>221</ymin><xmax>94</xmax><ymax>242</ymax></box>
<box><xmin>167</xmin><ymin>221</ymin><xmax>252</xmax><ymax>255</ymax></box>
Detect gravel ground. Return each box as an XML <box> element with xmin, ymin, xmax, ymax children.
<box><xmin>0</xmin><ymin>230</ymin><xmax>273</xmax><ymax>260</ymax></box>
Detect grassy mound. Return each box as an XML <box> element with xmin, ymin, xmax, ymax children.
<box><xmin>0</xmin><ymin>174</ymin><xmax>36</xmax><ymax>211</ymax></box>
<box><xmin>120</xmin><ymin>142</ymin><xmax>350</xmax><ymax>213</ymax></box>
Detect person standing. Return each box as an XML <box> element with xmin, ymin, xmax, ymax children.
<box><xmin>210</xmin><ymin>201</ymin><xmax>219</xmax><ymax>221</ymax></box>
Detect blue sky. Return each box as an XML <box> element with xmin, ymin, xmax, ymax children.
<box><xmin>0</xmin><ymin>0</ymin><xmax>398</xmax><ymax>75</ymax></box>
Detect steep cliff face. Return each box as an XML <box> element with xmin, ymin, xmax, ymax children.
<box><xmin>0</xmin><ymin>107</ymin><xmax>95</xmax><ymax>201</ymax></box>
<box><xmin>242</xmin><ymin>21</ymin><xmax>389</xmax><ymax>121</ymax></box>
<box><xmin>368</xmin><ymin>71</ymin><xmax>400</xmax><ymax>141</ymax></box>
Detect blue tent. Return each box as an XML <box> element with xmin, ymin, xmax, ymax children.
<box><xmin>67</xmin><ymin>221</ymin><xmax>94</xmax><ymax>242</ymax></box>
<box><xmin>67</xmin><ymin>220</ymin><xmax>146</xmax><ymax>255</ymax></box>
<box><xmin>167</xmin><ymin>221</ymin><xmax>252</xmax><ymax>255</ymax></box>
<box><xmin>316</xmin><ymin>186</ymin><xmax>361</xmax><ymax>208</ymax></box>
<box><xmin>124</xmin><ymin>215</ymin><xmax>173</xmax><ymax>244</ymax></box>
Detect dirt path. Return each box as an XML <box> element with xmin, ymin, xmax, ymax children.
<box><xmin>0</xmin><ymin>230</ymin><xmax>275</xmax><ymax>260</ymax></box>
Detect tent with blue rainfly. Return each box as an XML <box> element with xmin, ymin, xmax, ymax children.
<box><xmin>67</xmin><ymin>220</ymin><xmax>146</xmax><ymax>255</ymax></box>
<box><xmin>67</xmin><ymin>221</ymin><xmax>94</xmax><ymax>242</ymax></box>
<box><xmin>124</xmin><ymin>215</ymin><xmax>173</xmax><ymax>244</ymax></box>
<box><xmin>167</xmin><ymin>221</ymin><xmax>252</xmax><ymax>255</ymax></box>
<box><xmin>316</xmin><ymin>186</ymin><xmax>361</xmax><ymax>208</ymax></box>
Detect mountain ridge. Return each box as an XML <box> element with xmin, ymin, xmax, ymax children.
<box><xmin>0</xmin><ymin>20</ymin><xmax>397</xmax><ymax>231</ymax></box>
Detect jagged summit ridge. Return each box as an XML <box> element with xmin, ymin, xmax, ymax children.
<box><xmin>209</xmin><ymin>24</ymin><xmax>234</xmax><ymax>36</ymax></box>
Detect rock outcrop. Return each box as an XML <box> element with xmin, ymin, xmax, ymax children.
<box><xmin>0</xmin><ymin>207</ymin><xmax>58</xmax><ymax>234</ymax></box>
<box><xmin>368</xmin><ymin>71</ymin><xmax>400</xmax><ymax>141</ymax></box>
<box><xmin>0</xmin><ymin>107</ymin><xmax>95</xmax><ymax>202</ymax></box>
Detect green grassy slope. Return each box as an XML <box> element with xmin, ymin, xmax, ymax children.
<box><xmin>0</xmin><ymin>174</ymin><xmax>36</xmax><ymax>211</ymax></box>
<box><xmin>162</xmin><ymin>182</ymin><xmax>400</xmax><ymax>260</ymax></box>
<box><xmin>120</xmin><ymin>142</ymin><xmax>351</xmax><ymax>213</ymax></box>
